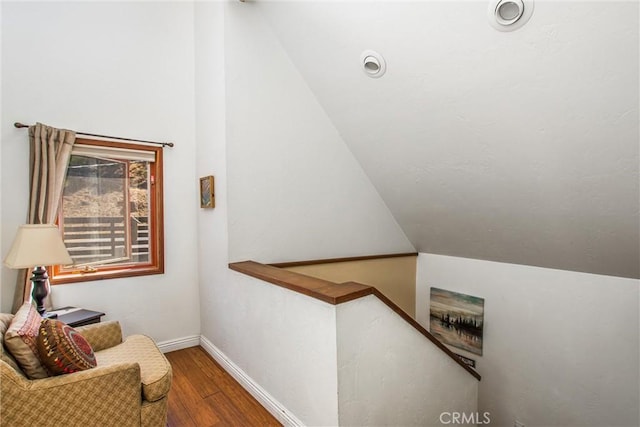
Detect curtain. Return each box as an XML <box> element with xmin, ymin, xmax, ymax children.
<box><xmin>11</xmin><ymin>123</ymin><xmax>76</xmax><ymax>313</ymax></box>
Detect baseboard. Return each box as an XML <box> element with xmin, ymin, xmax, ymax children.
<box><xmin>199</xmin><ymin>335</ymin><xmax>304</xmax><ymax>427</ymax></box>
<box><xmin>156</xmin><ymin>335</ymin><xmax>200</xmax><ymax>353</ymax></box>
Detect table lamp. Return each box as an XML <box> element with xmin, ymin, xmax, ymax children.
<box><xmin>4</xmin><ymin>224</ymin><xmax>73</xmax><ymax>318</ymax></box>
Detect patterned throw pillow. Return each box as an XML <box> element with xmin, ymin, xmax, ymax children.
<box><xmin>4</xmin><ymin>302</ymin><xmax>49</xmax><ymax>379</ymax></box>
<box><xmin>37</xmin><ymin>318</ymin><xmax>97</xmax><ymax>376</ymax></box>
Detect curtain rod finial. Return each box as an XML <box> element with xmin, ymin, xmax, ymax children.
<box><xmin>14</xmin><ymin>122</ymin><xmax>29</xmax><ymax>129</ymax></box>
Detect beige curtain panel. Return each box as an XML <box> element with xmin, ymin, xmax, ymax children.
<box><xmin>11</xmin><ymin>123</ymin><xmax>76</xmax><ymax>313</ymax></box>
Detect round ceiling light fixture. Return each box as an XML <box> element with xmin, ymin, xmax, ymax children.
<box><xmin>488</xmin><ymin>0</ymin><xmax>534</xmax><ymax>32</ymax></box>
<box><xmin>361</xmin><ymin>50</ymin><xmax>386</xmax><ymax>78</ymax></box>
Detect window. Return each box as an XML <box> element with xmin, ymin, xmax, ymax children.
<box><xmin>51</xmin><ymin>138</ymin><xmax>164</xmax><ymax>284</ymax></box>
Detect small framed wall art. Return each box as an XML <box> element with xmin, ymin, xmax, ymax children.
<box><xmin>200</xmin><ymin>176</ymin><xmax>215</xmax><ymax>208</ymax></box>
<box><xmin>430</xmin><ymin>287</ymin><xmax>484</xmax><ymax>355</ymax></box>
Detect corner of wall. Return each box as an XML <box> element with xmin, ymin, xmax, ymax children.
<box><xmin>224</xmin><ymin>3</ymin><xmax>414</xmax><ymax>263</ymax></box>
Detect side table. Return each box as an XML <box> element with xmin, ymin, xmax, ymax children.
<box><xmin>48</xmin><ymin>306</ymin><xmax>106</xmax><ymax>328</ymax></box>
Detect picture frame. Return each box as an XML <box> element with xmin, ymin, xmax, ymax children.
<box><xmin>200</xmin><ymin>176</ymin><xmax>215</xmax><ymax>208</ymax></box>
<box><xmin>429</xmin><ymin>287</ymin><xmax>484</xmax><ymax>355</ymax></box>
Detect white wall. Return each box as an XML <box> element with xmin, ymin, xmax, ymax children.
<box><xmin>337</xmin><ymin>295</ymin><xmax>478</xmax><ymax>426</ymax></box>
<box><xmin>0</xmin><ymin>1</ymin><xmax>200</xmax><ymax>343</ymax></box>
<box><xmin>195</xmin><ymin>3</ymin><xmax>340</xmax><ymax>425</ymax></box>
<box><xmin>224</xmin><ymin>1</ymin><xmax>414</xmax><ymax>264</ymax></box>
<box><xmin>216</xmin><ymin>271</ymin><xmax>340</xmax><ymax>426</ymax></box>
<box><xmin>0</xmin><ymin>1</ymin><xmax>3</xmax><ymax>302</ymax></box>
<box><xmin>416</xmin><ymin>253</ymin><xmax>640</xmax><ymax>427</ymax></box>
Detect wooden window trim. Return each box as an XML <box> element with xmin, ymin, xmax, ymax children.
<box><xmin>50</xmin><ymin>138</ymin><xmax>164</xmax><ymax>284</ymax></box>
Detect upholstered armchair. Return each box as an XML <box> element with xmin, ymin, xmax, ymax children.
<box><xmin>1</xmin><ymin>314</ymin><xmax>172</xmax><ymax>426</ymax></box>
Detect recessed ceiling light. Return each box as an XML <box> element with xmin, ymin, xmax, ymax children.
<box><xmin>488</xmin><ymin>0</ymin><xmax>534</xmax><ymax>32</ymax></box>
<box><xmin>360</xmin><ymin>50</ymin><xmax>386</xmax><ymax>78</ymax></box>
<box><xmin>496</xmin><ymin>0</ymin><xmax>523</xmax><ymax>24</ymax></box>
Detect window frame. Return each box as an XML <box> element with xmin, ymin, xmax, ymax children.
<box><xmin>50</xmin><ymin>138</ymin><xmax>164</xmax><ymax>284</ymax></box>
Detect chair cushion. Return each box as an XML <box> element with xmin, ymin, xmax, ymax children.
<box><xmin>95</xmin><ymin>334</ymin><xmax>171</xmax><ymax>402</ymax></box>
<box><xmin>37</xmin><ymin>318</ymin><xmax>97</xmax><ymax>375</ymax></box>
<box><xmin>4</xmin><ymin>303</ymin><xmax>48</xmax><ymax>379</ymax></box>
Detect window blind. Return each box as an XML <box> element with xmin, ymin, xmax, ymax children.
<box><xmin>72</xmin><ymin>144</ymin><xmax>156</xmax><ymax>162</ymax></box>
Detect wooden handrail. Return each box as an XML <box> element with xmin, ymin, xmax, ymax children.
<box><xmin>229</xmin><ymin>261</ymin><xmax>374</xmax><ymax>305</ymax></box>
<box><xmin>269</xmin><ymin>252</ymin><xmax>418</xmax><ymax>268</ymax></box>
<box><xmin>229</xmin><ymin>260</ymin><xmax>481</xmax><ymax>381</ymax></box>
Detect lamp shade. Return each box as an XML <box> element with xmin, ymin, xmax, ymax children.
<box><xmin>4</xmin><ymin>224</ymin><xmax>73</xmax><ymax>268</ymax></box>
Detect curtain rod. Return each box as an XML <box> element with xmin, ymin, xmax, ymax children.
<box><xmin>14</xmin><ymin>122</ymin><xmax>174</xmax><ymax>148</ymax></box>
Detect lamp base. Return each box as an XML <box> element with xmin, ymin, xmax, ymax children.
<box><xmin>30</xmin><ymin>266</ymin><xmax>52</xmax><ymax>318</ymax></box>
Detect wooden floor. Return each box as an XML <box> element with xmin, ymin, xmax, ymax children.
<box><xmin>165</xmin><ymin>346</ymin><xmax>282</xmax><ymax>427</ymax></box>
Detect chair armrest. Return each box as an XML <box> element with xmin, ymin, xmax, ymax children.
<box><xmin>1</xmin><ymin>361</ymin><xmax>142</xmax><ymax>426</ymax></box>
<box><xmin>75</xmin><ymin>320</ymin><xmax>123</xmax><ymax>351</ymax></box>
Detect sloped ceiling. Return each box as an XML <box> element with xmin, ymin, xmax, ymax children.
<box><xmin>255</xmin><ymin>0</ymin><xmax>639</xmax><ymax>279</ymax></box>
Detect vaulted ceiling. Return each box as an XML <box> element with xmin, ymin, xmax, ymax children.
<box><xmin>256</xmin><ymin>1</ymin><xmax>639</xmax><ymax>279</ymax></box>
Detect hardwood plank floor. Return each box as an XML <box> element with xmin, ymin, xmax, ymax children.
<box><xmin>165</xmin><ymin>346</ymin><xmax>282</xmax><ymax>427</ymax></box>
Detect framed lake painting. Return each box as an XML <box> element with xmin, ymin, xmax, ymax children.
<box><xmin>430</xmin><ymin>287</ymin><xmax>484</xmax><ymax>356</ymax></box>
